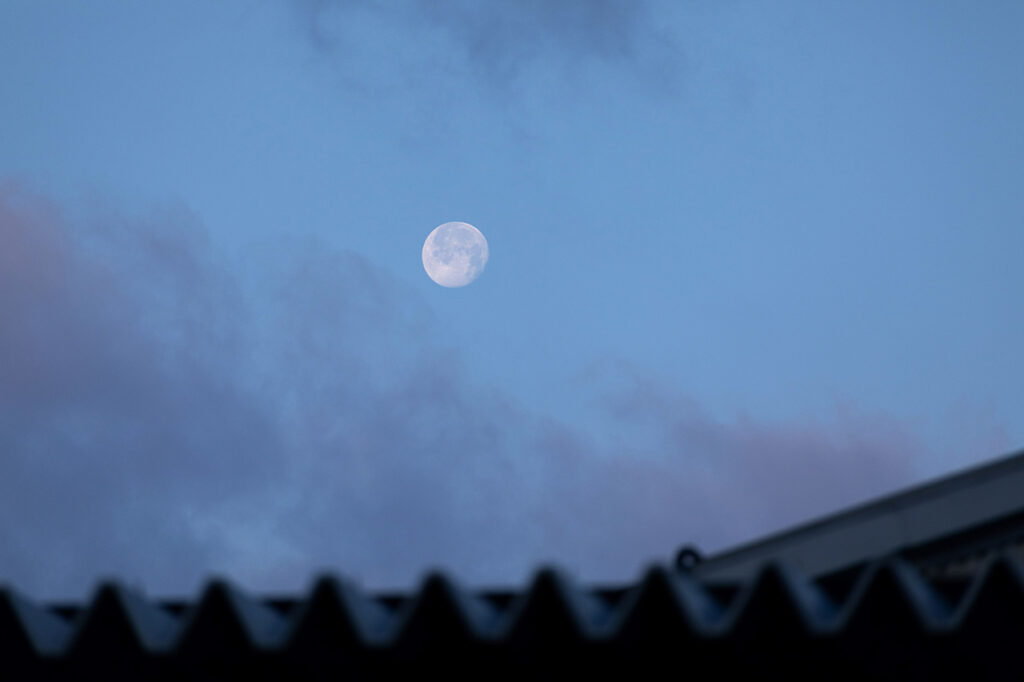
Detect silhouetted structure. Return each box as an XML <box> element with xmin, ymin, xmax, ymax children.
<box><xmin>694</xmin><ymin>448</ymin><xmax>1024</xmax><ymax>582</ymax></box>
<box><xmin>2</xmin><ymin>450</ymin><xmax>1023</xmax><ymax>680</ymax></box>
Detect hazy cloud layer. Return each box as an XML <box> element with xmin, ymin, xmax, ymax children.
<box><xmin>290</xmin><ymin>0</ymin><xmax>680</xmax><ymax>94</ymax></box>
<box><xmin>0</xmin><ymin>183</ymin><xmax>922</xmax><ymax>599</ymax></box>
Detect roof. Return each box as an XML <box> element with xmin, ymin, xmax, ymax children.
<box><xmin>693</xmin><ymin>448</ymin><xmax>1024</xmax><ymax>581</ymax></box>
<box><xmin>6</xmin><ymin>450</ymin><xmax>1024</xmax><ymax>678</ymax></box>
<box><xmin>3</xmin><ymin>553</ymin><xmax>1024</xmax><ymax>679</ymax></box>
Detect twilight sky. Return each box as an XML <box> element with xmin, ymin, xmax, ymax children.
<box><xmin>1</xmin><ymin>1</ymin><xmax>1021</xmax><ymax>600</ymax></box>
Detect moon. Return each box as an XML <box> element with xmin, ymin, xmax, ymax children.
<box><xmin>422</xmin><ymin>221</ymin><xmax>489</xmax><ymax>288</ymax></box>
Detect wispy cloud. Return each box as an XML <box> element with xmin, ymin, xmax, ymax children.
<box><xmin>0</xmin><ymin>183</ymin><xmax>925</xmax><ymax>599</ymax></box>
<box><xmin>288</xmin><ymin>0</ymin><xmax>681</xmax><ymax>96</ymax></box>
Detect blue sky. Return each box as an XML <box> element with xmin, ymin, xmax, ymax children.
<box><xmin>1</xmin><ymin>1</ymin><xmax>1021</xmax><ymax>599</ymax></box>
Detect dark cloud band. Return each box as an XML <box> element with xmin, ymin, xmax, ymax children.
<box><xmin>0</xmin><ymin>183</ymin><xmax>919</xmax><ymax>599</ymax></box>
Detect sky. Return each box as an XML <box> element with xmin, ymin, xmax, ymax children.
<box><xmin>0</xmin><ymin>1</ymin><xmax>1022</xmax><ymax>600</ymax></box>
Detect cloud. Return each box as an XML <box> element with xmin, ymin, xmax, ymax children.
<box><xmin>0</xmin><ymin>184</ymin><xmax>282</xmax><ymax>595</ymax></box>
<box><xmin>289</xmin><ymin>0</ymin><xmax>681</xmax><ymax>96</ymax></box>
<box><xmin>579</xmin><ymin>362</ymin><xmax>925</xmax><ymax>548</ymax></box>
<box><xmin>0</xmin><ymin>183</ymin><xmax>924</xmax><ymax>599</ymax></box>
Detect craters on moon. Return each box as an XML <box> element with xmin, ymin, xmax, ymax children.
<box><xmin>422</xmin><ymin>222</ymin><xmax>489</xmax><ymax>287</ymax></box>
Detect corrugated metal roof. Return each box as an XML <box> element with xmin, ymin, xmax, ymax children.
<box><xmin>2</xmin><ymin>553</ymin><xmax>1022</xmax><ymax>678</ymax></box>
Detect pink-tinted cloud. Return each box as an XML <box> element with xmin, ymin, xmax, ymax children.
<box><xmin>0</xmin><ymin>183</ymin><xmax>926</xmax><ymax>600</ymax></box>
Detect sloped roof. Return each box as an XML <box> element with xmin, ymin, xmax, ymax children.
<box><xmin>2</xmin><ymin>554</ymin><xmax>1023</xmax><ymax>679</ymax></box>
<box><xmin>695</xmin><ymin>448</ymin><xmax>1024</xmax><ymax>581</ymax></box>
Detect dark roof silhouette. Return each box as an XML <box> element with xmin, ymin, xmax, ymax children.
<box><xmin>2</xmin><ymin>555</ymin><xmax>1023</xmax><ymax>679</ymax></box>
<box><xmin>4</xmin><ymin>450</ymin><xmax>1024</xmax><ymax>679</ymax></box>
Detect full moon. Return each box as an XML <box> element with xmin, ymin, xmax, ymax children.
<box><xmin>422</xmin><ymin>221</ymin><xmax>489</xmax><ymax>287</ymax></box>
